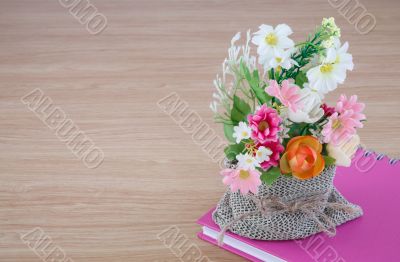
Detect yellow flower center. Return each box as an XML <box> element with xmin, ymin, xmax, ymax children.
<box><xmin>265</xmin><ymin>33</ymin><xmax>278</xmax><ymax>46</ymax></box>
<box><xmin>332</xmin><ymin>119</ymin><xmax>342</xmax><ymax>129</ymax></box>
<box><xmin>257</xmin><ymin>151</ymin><xmax>262</xmax><ymax>157</ymax></box>
<box><xmin>245</xmin><ymin>140</ymin><xmax>257</xmax><ymax>154</ymax></box>
<box><xmin>242</xmin><ymin>131</ymin><xmax>248</xmax><ymax>137</ymax></box>
<box><xmin>239</xmin><ymin>170</ymin><xmax>250</xmax><ymax>180</ymax></box>
<box><xmin>320</xmin><ymin>64</ymin><xmax>333</xmax><ymax>73</ymax></box>
<box><xmin>258</xmin><ymin>121</ymin><xmax>269</xmax><ymax>132</ymax></box>
<box><xmin>272</xmin><ymin>102</ymin><xmax>284</xmax><ymax>114</ymax></box>
<box><xmin>246</xmin><ymin>159</ymin><xmax>253</xmax><ymax>164</ymax></box>
<box><xmin>275</xmin><ymin>57</ymin><xmax>282</xmax><ymax>63</ymax></box>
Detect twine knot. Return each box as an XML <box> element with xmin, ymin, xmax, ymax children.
<box><xmin>217</xmin><ymin>191</ymin><xmax>360</xmax><ymax>246</ymax></box>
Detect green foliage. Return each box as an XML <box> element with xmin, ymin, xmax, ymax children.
<box><xmin>287</xmin><ymin>122</ymin><xmax>309</xmax><ymax>137</ymax></box>
<box><xmin>323</xmin><ymin>155</ymin><xmax>336</xmax><ymax>166</ymax></box>
<box><xmin>278</xmin><ymin>32</ymin><xmax>323</xmax><ymax>82</ymax></box>
<box><xmin>224</xmin><ymin>143</ymin><xmax>245</xmax><ymax>160</ymax></box>
<box><xmin>231</xmin><ymin>95</ymin><xmax>251</xmax><ymax>124</ymax></box>
<box><xmin>260</xmin><ymin>167</ymin><xmax>281</xmax><ymax>185</ymax></box>
<box><xmin>223</xmin><ymin>123</ymin><xmax>235</xmax><ymax>143</ymax></box>
<box><xmin>295</xmin><ymin>71</ymin><xmax>308</xmax><ymax>88</ymax></box>
<box><xmin>240</xmin><ymin>61</ymin><xmax>272</xmax><ymax>105</ymax></box>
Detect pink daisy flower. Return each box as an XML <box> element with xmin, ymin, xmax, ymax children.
<box><xmin>256</xmin><ymin>141</ymin><xmax>285</xmax><ymax>170</ymax></box>
<box><xmin>322</xmin><ymin>111</ymin><xmax>358</xmax><ymax>145</ymax></box>
<box><xmin>248</xmin><ymin>105</ymin><xmax>281</xmax><ymax>143</ymax></box>
<box><xmin>336</xmin><ymin>94</ymin><xmax>366</xmax><ymax>126</ymax></box>
<box><xmin>265</xmin><ymin>80</ymin><xmax>302</xmax><ymax>112</ymax></box>
<box><xmin>221</xmin><ymin>168</ymin><xmax>261</xmax><ymax>195</ymax></box>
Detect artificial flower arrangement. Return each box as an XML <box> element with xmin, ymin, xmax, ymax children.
<box><xmin>211</xmin><ymin>18</ymin><xmax>365</xmax><ymax>241</ymax></box>
<box><xmin>210</xmin><ymin>17</ymin><xmax>365</xmax><ymax>194</ymax></box>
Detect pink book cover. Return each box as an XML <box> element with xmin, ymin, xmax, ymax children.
<box><xmin>197</xmin><ymin>148</ymin><xmax>400</xmax><ymax>261</ymax></box>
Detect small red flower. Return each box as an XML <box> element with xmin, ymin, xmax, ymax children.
<box><xmin>321</xmin><ymin>103</ymin><xmax>335</xmax><ymax>117</ymax></box>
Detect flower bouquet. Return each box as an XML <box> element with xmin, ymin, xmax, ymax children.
<box><xmin>211</xmin><ymin>18</ymin><xmax>365</xmax><ymax>242</ymax></box>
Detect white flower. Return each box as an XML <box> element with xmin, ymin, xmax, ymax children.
<box><xmin>288</xmin><ymin>85</ymin><xmax>324</xmax><ymax>123</ymax></box>
<box><xmin>303</xmin><ymin>53</ymin><xmax>321</xmax><ymax>71</ymax></box>
<box><xmin>212</xmin><ymin>30</ymin><xmax>259</xmax><ymax>116</ymax></box>
<box><xmin>225</xmin><ymin>30</ymin><xmax>257</xmax><ymax>75</ymax></box>
<box><xmin>241</xmin><ymin>30</ymin><xmax>257</xmax><ymax>71</ymax></box>
<box><xmin>255</xmin><ymin>146</ymin><xmax>272</xmax><ymax>163</ymax></box>
<box><xmin>327</xmin><ymin>134</ymin><xmax>360</xmax><ymax>167</ymax></box>
<box><xmin>279</xmin><ymin>126</ymin><xmax>291</xmax><ymax>143</ymax></box>
<box><xmin>310</xmin><ymin>128</ymin><xmax>325</xmax><ymax>144</ymax></box>
<box><xmin>210</xmin><ymin>101</ymin><xmax>218</xmax><ymax>113</ymax></box>
<box><xmin>321</xmin><ymin>17</ymin><xmax>341</xmax><ymax>38</ymax></box>
<box><xmin>227</xmin><ymin>32</ymin><xmax>241</xmax><ymax>68</ymax></box>
<box><xmin>277</xmin><ymin>109</ymin><xmax>292</xmax><ymax>142</ymax></box>
<box><xmin>260</xmin><ymin>48</ymin><xmax>297</xmax><ymax>70</ymax></box>
<box><xmin>210</xmin><ymin>76</ymin><xmax>228</xmax><ymax>114</ymax></box>
<box><xmin>232</xmin><ymin>122</ymin><xmax>251</xmax><ymax>144</ymax></box>
<box><xmin>333</xmin><ymin>39</ymin><xmax>354</xmax><ymax>71</ymax></box>
<box><xmin>252</xmin><ymin>24</ymin><xmax>295</xmax><ymax>62</ymax></box>
<box><xmin>302</xmin><ymin>83</ymin><xmax>325</xmax><ymax>99</ymax></box>
<box><xmin>321</xmin><ymin>37</ymin><xmax>335</xmax><ymax>49</ymax></box>
<box><xmin>306</xmin><ymin>41</ymin><xmax>353</xmax><ymax>95</ymax></box>
<box><xmin>236</xmin><ymin>153</ymin><xmax>260</xmax><ymax>170</ymax></box>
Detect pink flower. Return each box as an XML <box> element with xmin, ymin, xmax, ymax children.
<box><xmin>221</xmin><ymin>168</ymin><xmax>261</xmax><ymax>195</ymax></box>
<box><xmin>265</xmin><ymin>80</ymin><xmax>302</xmax><ymax>112</ymax></box>
<box><xmin>248</xmin><ymin>105</ymin><xmax>281</xmax><ymax>143</ymax></box>
<box><xmin>256</xmin><ymin>141</ymin><xmax>284</xmax><ymax>170</ymax></box>
<box><xmin>336</xmin><ymin>94</ymin><xmax>365</xmax><ymax>126</ymax></box>
<box><xmin>321</xmin><ymin>103</ymin><xmax>335</xmax><ymax>117</ymax></box>
<box><xmin>321</xmin><ymin>111</ymin><xmax>358</xmax><ymax>145</ymax></box>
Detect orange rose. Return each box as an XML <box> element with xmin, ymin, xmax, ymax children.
<box><xmin>280</xmin><ymin>136</ymin><xmax>325</xmax><ymax>180</ymax></box>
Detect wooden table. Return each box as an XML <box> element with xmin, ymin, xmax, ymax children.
<box><xmin>1</xmin><ymin>0</ymin><xmax>399</xmax><ymax>261</ymax></box>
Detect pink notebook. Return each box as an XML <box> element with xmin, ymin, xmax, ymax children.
<box><xmin>197</xmin><ymin>148</ymin><xmax>400</xmax><ymax>261</ymax></box>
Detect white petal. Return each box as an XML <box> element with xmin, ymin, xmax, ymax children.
<box><xmin>275</xmin><ymin>24</ymin><xmax>293</xmax><ymax>36</ymax></box>
<box><xmin>333</xmin><ymin>37</ymin><xmax>341</xmax><ymax>49</ymax></box>
<box><xmin>277</xmin><ymin>37</ymin><xmax>295</xmax><ymax>49</ymax></box>
<box><xmin>288</xmin><ymin>109</ymin><xmax>310</xmax><ymax>123</ymax></box>
<box><xmin>251</xmin><ymin>34</ymin><xmax>264</xmax><ymax>45</ymax></box>
<box><xmin>259</xmin><ymin>24</ymin><xmax>273</xmax><ymax>33</ymax></box>
<box><xmin>306</xmin><ymin>66</ymin><xmax>320</xmax><ymax>83</ymax></box>
<box><xmin>332</xmin><ymin>67</ymin><xmax>346</xmax><ymax>83</ymax></box>
<box><xmin>231</xmin><ymin>32</ymin><xmax>241</xmax><ymax>45</ymax></box>
<box><xmin>339</xmin><ymin>41</ymin><xmax>349</xmax><ymax>53</ymax></box>
<box><xmin>325</xmin><ymin>48</ymin><xmax>337</xmax><ymax>63</ymax></box>
<box><xmin>257</xmin><ymin>43</ymin><xmax>271</xmax><ymax>55</ymax></box>
<box><xmin>281</xmin><ymin>60</ymin><xmax>292</xmax><ymax>69</ymax></box>
<box><xmin>339</xmin><ymin>53</ymin><xmax>354</xmax><ymax>70</ymax></box>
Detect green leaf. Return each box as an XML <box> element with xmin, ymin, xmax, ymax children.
<box><xmin>281</xmin><ymin>173</ymin><xmax>292</xmax><ymax>177</ymax></box>
<box><xmin>223</xmin><ymin>123</ymin><xmax>235</xmax><ymax>143</ymax></box>
<box><xmin>233</xmin><ymin>95</ymin><xmax>251</xmax><ymax>115</ymax></box>
<box><xmin>224</xmin><ymin>143</ymin><xmax>245</xmax><ymax>160</ymax></box>
<box><xmin>252</xmin><ymin>84</ymin><xmax>272</xmax><ymax>105</ymax></box>
<box><xmin>240</xmin><ymin>61</ymin><xmax>272</xmax><ymax>105</ymax></box>
<box><xmin>231</xmin><ymin>95</ymin><xmax>251</xmax><ymax>123</ymax></box>
<box><xmin>323</xmin><ymin>155</ymin><xmax>336</xmax><ymax>166</ymax></box>
<box><xmin>295</xmin><ymin>71</ymin><xmax>308</xmax><ymax>88</ymax></box>
<box><xmin>287</xmin><ymin>122</ymin><xmax>307</xmax><ymax>137</ymax></box>
<box><xmin>240</xmin><ymin>60</ymin><xmax>252</xmax><ymax>82</ymax></box>
<box><xmin>231</xmin><ymin>107</ymin><xmax>245</xmax><ymax>123</ymax></box>
<box><xmin>252</xmin><ymin>69</ymin><xmax>260</xmax><ymax>83</ymax></box>
<box><xmin>260</xmin><ymin>167</ymin><xmax>281</xmax><ymax>185</ymax></box>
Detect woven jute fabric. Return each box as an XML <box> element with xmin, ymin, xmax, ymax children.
<box><xmin>212</xmin><ymin>165</ymin><xmax>363</xmax><ymax>240</ymax></box>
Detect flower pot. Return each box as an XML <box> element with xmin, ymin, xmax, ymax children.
<box><xmin>213</xmin><ymin>165</ymin><xmax>363</xmax><ymax>241</ymax></box>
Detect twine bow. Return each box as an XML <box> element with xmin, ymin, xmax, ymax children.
<box><xmin>217</xmin><ymin>191</ymin><xmax>360</xmax><ymax>246</ymax></box>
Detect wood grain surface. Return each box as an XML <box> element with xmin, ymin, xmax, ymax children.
<box><xmin>0</xmin><ymin>0</ymin><xmax>399</xmax><ymax>261</ymax></box>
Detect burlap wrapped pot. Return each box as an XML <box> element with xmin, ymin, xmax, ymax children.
<box><xmin>213</xmin><ymin>164</ymin><xmax>363</xmax><ymax>242</ymax></box>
